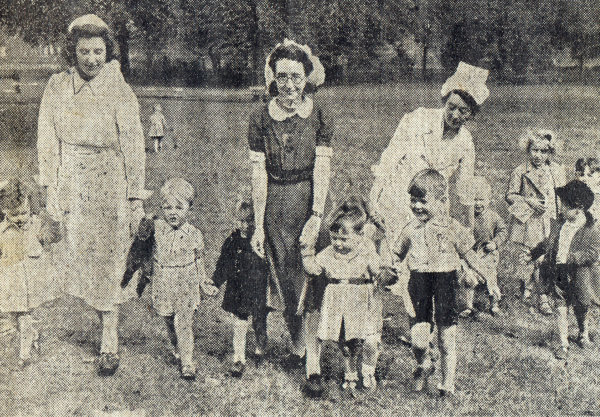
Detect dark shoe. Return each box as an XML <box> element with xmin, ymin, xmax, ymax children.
<box><xmin>539</xmin><ymin>301</ymin><xmax>553</xmax><ymax>316</ymax></box>
<box><xmin>413</xmin><ymin>363</ymin><xmax>435</xmax><ymax>392</ymax></box>
<box><xmin>554</xmin><ymin>345</ymin><xmax>568</xmax><ymax>360</ymax></box>
<box><xmin>577</xmin><ymin>336</ymin><xmax>593</xmax><ymax>349</ymax></box>
<box><xmin>304</xmin><ymin>373</ymin><xmax>323</xmax><ymax>398</ymax></box>
<box><xmin>458</xmin><ymin>308</ymin><xmax>473</xmax><ymax>318</ymax></box>
<box><xmin>180</xmin><ymin>364</ymin><xmax>196</xmax><ymax>380</ymax></box>
<box><xmin>98</xmin><ymin>353</ymin><xmax>119</xmax><ymax>376</ymax></box>
<box><xmin>282</xmin><ymin>353</ymin><xmax>304</xmax><ymax>370</ymax></box>
<box><xmin>229</xmin><ymin>361</ymin><xmax>245</xmax><ymax>378</ymax></box>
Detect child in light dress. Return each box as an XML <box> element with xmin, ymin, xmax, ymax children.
<box><xmin>506</xmin><ymin>129</ymin><xmax>566</xmax><ymax>315</ymax></box>
<box><xmin>148</xmin><ymin>104</ymin><xmax>169</xmax><ymax>152</ymax></box>
<box><xmin>302</xmin><ymin>196</ymin><xmax>383</xmax><ymax>397</ymax></box>
<box><xmin>0</xmin><ymin>179</ymin><xmax>60</xmax><ymax>367</ymax></box>
<box><xmin>212</xmin><ymin>198</ymin><xmax>269</xmax><ymax>378</ymax></box>
<box><xmin>520</xmin><ymin>180</ymin><xmax>600</xmax><ymax>359</ymax></box>
<box><xmin>392</xmin><ymin>169</ymin><xmax>480</xmax><ymax>397</ymax></box>
<box><xmin>122</xmin><ymin>178</ymin><xmax>218</xmax><ymax>379</ymax></box>
<box><xmin>459</xmin><ymin>176</ymin><xmax>507</xmax><ymax>317</ymax></box>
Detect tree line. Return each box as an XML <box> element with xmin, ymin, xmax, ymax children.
<box><xmin>0</xmin><ymin>0</ymin><xmax>599</xmax><ymax>84</ymax></box>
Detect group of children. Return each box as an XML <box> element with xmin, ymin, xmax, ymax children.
<box><xmin>2</xmin><ymin>127</ymin><xmax>600</xmax><ymax>400</ymax></box>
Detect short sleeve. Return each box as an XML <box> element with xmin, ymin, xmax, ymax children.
<box><xmin>315</xmin><ymin>105</ymin><xmax>333</xmax><ymax>147</ymax></box>
<box><xmin>194</xmin><ymin>228</ymin><xmax>205</xmax><ymax>253</ymax></box>
<box><xmin>247</xmin><ymin>106</ymin><xmax>266</xmax><ymax>153</ymax></box>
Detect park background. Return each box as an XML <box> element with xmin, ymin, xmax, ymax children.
<box><xmin>0</xmin><ymin>1</ymin><xmax>600</xmax><ymax>416</ymax></box>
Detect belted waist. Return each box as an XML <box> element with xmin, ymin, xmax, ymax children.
<box><xmin>62</xmin><ymin>141</ymin><xmax>117</xmax><ymax>156</ymax></box>
<box><xmin>327</xmin><ymin>278</ymin><xmax>373</xmax><ymax>285</ymax></box>
<box><xmin>267</xmin><ymin>166</ymin><xmax>313</xmax><ymax>185</ymax></box>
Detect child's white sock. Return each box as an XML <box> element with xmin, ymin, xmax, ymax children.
<box><xmin>438</xmin><ymin>325</ymin><xmax>457</xmax><ymax>394</ymax></box>
<box><xmin>233</xmin><ymin>316</ymin><xmax>248</xmax><ymax>364</ymax></box>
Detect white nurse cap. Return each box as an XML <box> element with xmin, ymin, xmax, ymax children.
<box><xmin>441</xmin><ymin>62</ymin><xmax>490</xmax><ymax>105</ymax></box>
<box><xmin>68</xmin><ymin>14</ymin><xmax>109</xmax><ymax>33</ymax></box>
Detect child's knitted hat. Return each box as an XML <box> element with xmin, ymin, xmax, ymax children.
<box><xmin>556</xmin><ymin>180</ymin><xmax>594</xmax><ymax>211</ymax></box>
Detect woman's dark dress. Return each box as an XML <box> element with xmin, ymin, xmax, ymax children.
<box><xmin>247</xmin><ymin>99</ymin><xmax>333</xmax><ymax>343</ymax></box>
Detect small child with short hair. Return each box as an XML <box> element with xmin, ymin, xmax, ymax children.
<box><xmin>459</xmin><ymin>176</ymin><xmax>507</xmax><ymax>317</ymax></box>
<box><xmin>302</xmin><ymin>196</ymin><xmax>383</xmax><ymax>397</ymax></box>
<box><xmin>575</xmin><ymin>158</ymin><xmax>600</xmax><ymax>221</ymax></box>
<box><xmin>520</xmin><ymin>180</ymin><xmax>600</xmax><ymax>359</ymax></box>
<box><xmin>392</xmin><ymin>169</ymin><xmax>478</xmax><ymax>397</ymax></box>
<box><xmin>122</xmin><ymin>178</ymin><xmax>217</xmax><ymax>379</ymax></box>
<box><xmin>506</xmin><ymin>129</ymin><xmax>566</xmax><ymax>315</ymax></box>
<box><xmin>0</xmin><ymin>178</ymin><xmax>60</xmax><ymax>367</ymax></box>
<box><xmin>212</xmin><ymin>198</ymin><xmax>270</xmax><ymax>378</ymax></box>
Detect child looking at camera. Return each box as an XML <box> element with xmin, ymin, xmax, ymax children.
<box><xmin>123</xmin><ymin>178</ymin><xmax>217</xmax><ymax>380</ymax></box>
<box><xmin>302</xmin><ymin>196</ymin><xmax>383</xmax><ymax>397</ymax></box>
<box><xmin>392</xmin><ymin>169</ymin><xmax>479</xmax><ymax>397</ymax></box>
<box><xmin>575</xmin><ymin>158</ymin><xmax>600</xmax><ymax>221</ymax></box>
<box><xmin>506</xmin><ymin>129</ymin><xmax>566</xmax><ymax>315</ymax></box>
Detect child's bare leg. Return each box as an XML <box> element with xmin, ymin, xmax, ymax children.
<box><xmin>438</xmin><ymin>324</ymin><xmax>457</xmax><ymax>394</ymax></box>
<box><xmin>232</xmin><ymin>315</ymin><xmax>248</xmax><ymax>364</ymax></box>
<box><xmin>411</xmin><ymin>322</ymin><xmax>433</xmax><ymax>391</ymax></box>
<box><xmin>341</xmin><ymin>339</ymin><xmax>362</xmax><ymax>390</ymax></box>
<box><xmin>362</xmin><ymin>333</ymin><xmax>380</xmax><ymax>387</ymax></box>
<box><xmin>175</xmin><ymin>312</ymin><xmax>194</xmax><ymax>369</ymax></box>
<box><xmin>557</xmin><ymin>306</ymin><xmax>569</xmax><ymax>348</ymax></box>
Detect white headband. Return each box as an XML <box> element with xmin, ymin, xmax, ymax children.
<box><xmin>264</xmin><ymin>39</ymin><xmax>325</xmax><ymax>88</ymax></box>
<box><xmin>441</xmin><ymin>61</ymin><xmax>489</xmax><ymax>105</ymax></box>
<box><xmin>68</xmin><ymin>14</ymin><xmax>109</xmax><ymax>33</ymax></box>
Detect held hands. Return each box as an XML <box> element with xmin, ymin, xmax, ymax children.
<box><xmin>484</xmin><ymin>241</ymin><xmax>497</xmax><ymax>253</ymax></box>
<box><xmin>487</xmin><ymin>283</ymin><xmax>502</xmax><ymax>301</ymax></box>
<box><xmin>251</xmin><ymin>227</ymin><xmax>266</xmax><ymax>258</ymax></box>
<box><xmin>518</xmin><ymin>250</ymin><xmax>532</xmax><ymax>265</ymax></box>
<box><xmin>525</xmin><ymin>197</ymin><xmax>546</xmax><ymax>214</ymax></box>
<box><xmin>299</xmin><ymin>215</ymin><xmax>322</xmax><ymax>250</ymax></box>
<box><xmin>200</xmin><ymin>279</ymin><xmax>219</xmax><ymax>297</ymax></box>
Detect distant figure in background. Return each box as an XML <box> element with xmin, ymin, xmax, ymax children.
<box><xmin>0</xmin><ymin>179</ymin><xmax>60</xmax><ymax>368</ymax></box>
<box><xmin>37</xmin><ymin>14</ymin><xmax>147</xmax><ymax>376</ymax></box>
<box><xmin>148</xmin><ymin>103</ymin><xmax>170</xmax><ymax>152</ymax></box>
<box><xmin>212</xmin><ymin>198</ymin><xmax>270</xmax><ymax>378</ymax></box>
<box><xmin>506</xmin><ymin>129</ymin><xmax>566</xmax><ymax>315</ymax></box>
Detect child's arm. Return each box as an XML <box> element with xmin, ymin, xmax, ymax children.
<box><xmin>391</xmin><ymin>230</ymin><xmax>411</xmax><ymax>264</ymax></box>
<box><xmin>211</xmin><ymin>236</ymin><xmax>235</xmax><ymax>289</ymax></box>
<box><xmin>568</xmin><ymin>226</ymin><xmax>600</xmax><ymax>266</ymax></box>
<box><xmin>486</xmin><ymin>212</ymin><xmax>508</xmax><ymax>252</ymax></box>
<box><xmin>301</xmin><ymin>246</ymin><xmax>324</xmax><ymax>276</ymax></box>
<box><xmin>194</xmin><ymin>231</ymin><xmax>218</xmax><ymax>296</ymax></box>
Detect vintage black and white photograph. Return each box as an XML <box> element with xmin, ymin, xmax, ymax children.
<box><xmin>0</xmin><ymin>0</ymin><xmax>599</xmax><ymax>415</ymax></box>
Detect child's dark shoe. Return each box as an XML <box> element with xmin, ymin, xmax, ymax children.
<box><xmin>304</xmin><ymin>373</ymin><xmax>324</xmax><ymax>398</ymax></box>
<box><xmin>554</xmin><ymin>345</ymin><xmax>568</xmax><ymax>360</ymax></box>
<box><xmin>282</xmin><ymin>353</ymin><xmax>304</xmax><ymax>370</ymax></box>
<box><xmin>539</xmin><ymin>301</ymin><xmax>553</xmax><ymax>316</ymax></box>
<box><xmin>413</xmin><ymin>363</ymin><xmax>435</xmax><ymax>392</ymax></box>
<box><xmin>577</xmin><ymin>336</ymin><xmax>593</xmax><ymax>349</ymax></box>
<box><xmin>229</xmin><ymin>361</ymin><xmax>245</xmax><ymax>378</ymax></box>
<box><xmin>180</xmin><ymin>364</ymin><xmax>196</xmax><ymax>380</ymax></box>
<box><xmin>97</xmin><ymin>353</ymin><xmax>119</xmax><ymax>376</ymax></box>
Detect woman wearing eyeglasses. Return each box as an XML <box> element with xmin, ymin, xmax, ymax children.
<box><xmin>247</xmin><ymin>39</ymin><xmax>332</xmax><ymax>390</ymax></box>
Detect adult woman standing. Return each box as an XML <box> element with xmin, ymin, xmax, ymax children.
<box><xmin>370</xmin><ymin>62</ymin><xmax>489</xmax><ymax>303</ymax></box>
<box><xmin>248</xmin><ymin>40</ymin><xmax>332</xmax><ymax>391</ymax></box>
<box><xmin>37</xmin><ymin>14</ymin><xmax>146</xmax><ymax>376</ymax></box>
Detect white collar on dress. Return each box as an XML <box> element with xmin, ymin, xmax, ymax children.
<box><xmin>70</xmin><ymin>60</ymin><xmax>120</xmax><ymax>95</ymax></box>
<box><xmin>268</xmin><ymin>97</ymin><xmax>313</xmax><ymax>121</ymax></box>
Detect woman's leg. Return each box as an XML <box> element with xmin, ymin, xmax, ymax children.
<box><xmin>100</xmin><ymin>310</ymin><xmax>119</xmax><ymax>354</ymax></box>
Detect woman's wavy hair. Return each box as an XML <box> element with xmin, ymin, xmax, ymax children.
<box><xmin>442</xmin><ymin>89</ymin><xmax>480</xmax><ymax>115</ymax></box>
<box><xmin>63</xmin><ymin>24</ymin><xmax>119</xmax><ymax>67</ymax></box>
<box><xmin>267</xmin><ymin>44</ymin><xmax>316</xmax><ymax>97</ymax></box>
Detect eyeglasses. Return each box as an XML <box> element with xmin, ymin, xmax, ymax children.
<box><xmin>275</xmin><ymin>73</ymin><xmax>305</xmax><ymax>85</ymax></box>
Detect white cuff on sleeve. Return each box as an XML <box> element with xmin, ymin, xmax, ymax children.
<box><xmin>249</xmin><ymin>150</ymin><xmax>266</xmax><ymax>163</ymax></box>
<box><xmin>315</xmin><ymin>146</ymin><xmax>332</xmax><ymax>157</ymax></box>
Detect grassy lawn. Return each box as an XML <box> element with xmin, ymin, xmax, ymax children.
<box><xmin>1</xmin><ymin>83</ymin><xmax>600</xmax><ymax>416</ymax></box>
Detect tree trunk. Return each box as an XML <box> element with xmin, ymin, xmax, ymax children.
<box><xmin>114</xmin><ymin>21</ymin><xmax>131</xmax><ymax>79</ymax></box>
<box><xmin>422</xmin><ymin>42</ymin><xmax>428</xmax><ymax>80</ymax></box>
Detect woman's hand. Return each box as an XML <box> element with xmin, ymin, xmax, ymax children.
<box><xmin>251</xmin><ymin>227</ymin><xmax>266</xmax><ymax>258</ymax></box>
<box><xmin>518</xmin><ymin>250</ymin><xmax>532</xmax><ymax>265</ymax></box>
<box><xmin>525</xmin><ymin>197</ymin><xmax>545</xmax><ymax>214</ymax></box>
<box><xmin>200</xmin><ymin>279</ymin><xmax>219</xmax><ymax>297</ymax></box>
<box><xmin>484</xmin><ymin>241</ymin><xmax>497</xmax><ymax>253</ymax></box>
<box><xmin>299</xmin><ymin>215</ymin><xmax>321</xmax><ymax>250</ymax></box>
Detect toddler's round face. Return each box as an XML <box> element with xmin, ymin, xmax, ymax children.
<box><xmin>161</xmin><ymin>195</ymin><xmax>190</xmax><ymax>229</ymax></box>
<box><xmin>236</xmin><ymin>213</ymin><xmax>255</xmax><ymax>238</ymax></box>
<box><xmin>580</xmin><ymin>166</ymin><xmax>600</xmax><ymax>193</ymax></box>
<box><xmin>528</xmin><ymin>139</ymin><xmax>551</xmax><ymax>168</ymax></box>
<box><xmin>3</xmin><ymin>200</ymin><xmax>30</xmax><ymax>228</ymax></box>
<box><xmin>330</xmin><ymin>219</ymin><xmax>363</xmax><ymax>255</ymax></box>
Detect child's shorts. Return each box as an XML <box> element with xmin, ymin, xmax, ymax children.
<box><xmin>408</xmin><ymin>270</ymin><xmax>458</xmax><ymax>326</ymax></box>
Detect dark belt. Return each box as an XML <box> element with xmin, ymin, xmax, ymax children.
<box><xmin>327</xmin><ymin>278</ymin><xmax>373</xmax><ymax>285</ymax></box>
<box><xmin>267</xmin><ymin>166</ymin><xmax>313</xmax><ymax>185</ymax></box>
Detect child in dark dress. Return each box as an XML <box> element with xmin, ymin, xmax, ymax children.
<box><xmin>212</xmin><ymin>199</ymin><xmax>269</xmax><ymax>377</ymax></box>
